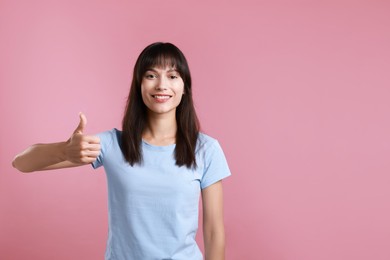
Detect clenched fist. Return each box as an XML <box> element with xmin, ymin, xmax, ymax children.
<box><xmin>65</xmin><ymin>113</ymin><xmax>101</xmax><ymax>164</ymax></box>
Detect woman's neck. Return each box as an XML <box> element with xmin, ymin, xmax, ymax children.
<box><xmin>142</xmin><ymin>113</ymin><xmax>177</xmax><ymax>146</ymax></box>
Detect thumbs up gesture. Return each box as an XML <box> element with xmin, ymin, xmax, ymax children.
<box><xmin>65</xmin><ymin>113</ymin><xmax>101</xmax><ymax>164</ymax></box>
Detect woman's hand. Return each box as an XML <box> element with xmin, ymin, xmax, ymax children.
<box><xmin>65</xmin><ymin>113</ymin><xmax>101</xmax><ymax>164</ymax></box>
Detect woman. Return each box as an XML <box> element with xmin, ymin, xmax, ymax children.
<box><xmin>12</xmin><ymin>42</ymin><xmax>231</xmax><ymax>260</ymax></box>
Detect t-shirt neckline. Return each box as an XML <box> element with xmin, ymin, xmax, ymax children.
<box><xmin>142</xmin><ymin>139</ymin><xmax>176</xmax><ymax>152</ymax></box>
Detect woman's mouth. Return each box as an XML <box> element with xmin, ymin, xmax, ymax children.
<box><xmin>152</xmin><ymin>95</ymin><xmax>172</xmax><ymax>102</ymax></box>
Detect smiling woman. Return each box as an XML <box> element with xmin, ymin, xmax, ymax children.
<box><xmin>141</xmin><ymin>67</ymin><xmax>184</xmax><ymax>116</ymax></box>
<box><xmin>122</xmin><ymin>42</ymin><xmax>199</xmax><ymax>168</ymax></box>
<box><xmin>12</xmin><ymin>42</ymin><xmax>231</xmax><ymax>260</ymax></box>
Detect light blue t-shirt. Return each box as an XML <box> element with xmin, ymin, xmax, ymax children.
<box><xmin>92</xmin><ymin>129</ymin><xmax>231</xmax><ymax>260</ymax></box>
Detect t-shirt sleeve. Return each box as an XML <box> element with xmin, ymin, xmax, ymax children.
<box><xmin>200</xmin><ymin>140</ymin><xmax>232</xmax><ymax>190</ymax></box>
<box><xmin>91</xmin><ymin>129</ymin><xmax>115</xmax><ymax>169</ymax></box>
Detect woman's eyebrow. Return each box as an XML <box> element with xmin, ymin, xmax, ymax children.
<box><xmin>146</xmin><ymin>68</ymin><xmax>178</xmax><ymax>73</ymax></box>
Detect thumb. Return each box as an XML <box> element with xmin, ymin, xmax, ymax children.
<box><xmin>74</xmin><ymin>112</ymin><xmax>87</xmax><ymax>134</ymax></box>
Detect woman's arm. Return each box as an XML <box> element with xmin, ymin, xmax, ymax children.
<box><xmin>202</xmin><ymin>180</ymin><xmax>226</xmax><ymax>260</ymax></box>
<box><xmin>12</xmin><ymin>113</ymin><xmax>101</xmax><ymax>173</ymax></box>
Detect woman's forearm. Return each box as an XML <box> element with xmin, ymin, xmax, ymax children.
<box><xmin>202</xmin><ymin>181</ymin><xmax>226</xmax><ymax>260</ymax></box>
<box><xmin>12</xmin><ymin>113</ymin><xmax>101</xmax><ymax>173</ymax></box>
<box><xmin>204</xmin><ymin>228</ymin><xmax>225</xmax><ymax>260</ymax></box>
<box><xmin>12</xmin><ymin>142</ymin><xmax>68</xmax><ymax>173</ymax></box>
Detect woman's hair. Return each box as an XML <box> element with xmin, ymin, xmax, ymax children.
<box><xmin>121</xmin><ymin>42</ymin><xmax>200</xmax><ymax>168</ymax></box>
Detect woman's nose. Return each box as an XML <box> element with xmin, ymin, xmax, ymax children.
<box><xmin>155</xmin><ymin>76</ymin><xmax>168</xmax><ymax>90</ymax></box>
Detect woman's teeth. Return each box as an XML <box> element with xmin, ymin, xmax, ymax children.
<box><xmin>153</xmin><ymin>95</ymin><xmax>170</xmax><ymax>100</ymax></box>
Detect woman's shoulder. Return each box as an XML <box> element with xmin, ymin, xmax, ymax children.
<box><xmin>96</xmin><ymin>128</ymin><xmax>121</xmax><ymax>137</ymax></box>
<box><xmin>198</xmin><ymin>132</ymin><xmax>217</xmax><ymax>142</ymax></box>
<box><xmin>95</xmin><ymin>128</ymin><xmax>122</xmax><ymax>147</ymax></box>
<box><xmin>196</xmin><ymin>132</ymin><xmax>220</xmax><ymax>152</ymax></box>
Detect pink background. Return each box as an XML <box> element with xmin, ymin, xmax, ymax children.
<box><xmin>1</xmin><ymin>0</ymin><xmax>390</xmax><ymax>259</ymax></box>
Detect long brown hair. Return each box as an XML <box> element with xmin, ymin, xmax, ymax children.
<box><xmin>121</xmin><ymin>42</ymin><xmax>200</xmax><ymax>168</ymax></box>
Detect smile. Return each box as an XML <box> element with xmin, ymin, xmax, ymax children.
<box><xmin>151</xmin><ymin>95</ymin><xmax>173</xmax><ymax>103</ymax></box>
<box><xmin>152</xmin><ymin>95</ymin><xmax>172</xmax><ymax>100</ymax></box>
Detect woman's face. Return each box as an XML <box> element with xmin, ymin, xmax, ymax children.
<box><xmin>141</xmin><ymin>66</ymin><xmax>185</xmax><ymax>117</ymax></box>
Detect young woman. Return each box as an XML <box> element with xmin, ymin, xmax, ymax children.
<box><xmin>12</xmin><ymin>42</ymin><xmax>231</xmax><ymax>260</ymax></box>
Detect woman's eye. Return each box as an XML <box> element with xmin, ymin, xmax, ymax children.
<box><xmin>145</xmin><ymin>74</ymin><xmax>157</xmax><ymax>79</ymax></box>
<box><xmin>169</xmin><ymin>75</ymin><xmax>179</xmax><ymax>79</ymax></box>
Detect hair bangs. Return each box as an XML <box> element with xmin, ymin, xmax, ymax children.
<box><xmin>138</xmin><ymin>43</ymin><xmax>186</xmax><ymax>78</ymax></box>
